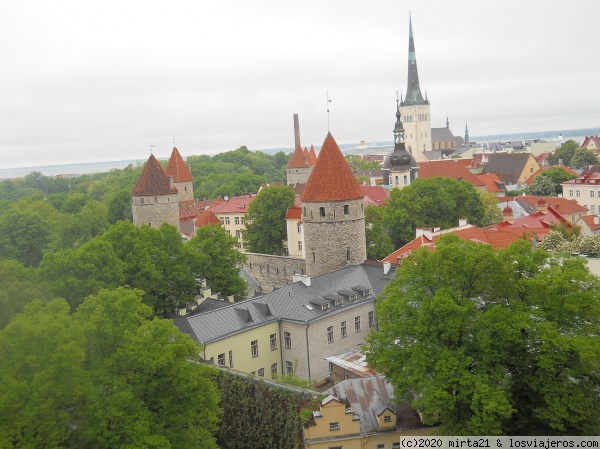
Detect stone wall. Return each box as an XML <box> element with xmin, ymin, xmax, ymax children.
<box><xmin>174</xmin><ymin>180</ymin><xmax>194</xmax><ymax>201</ymax></box>
<box><xmin>243</xmin><ymin>253</ymin><xmax>306</xmax><ymax>293</ymax></box>
<box><xmin>132</xmin><ymin>193</ymin><xmax>180</xmax><ymax>230</ymax></box>
<box><xmin>286</xmin><ymin>167</ymin><xmax>311</xmax><ymax>185</ymax></box>
<box><xmin>302</xmin><ymin>198</ymin><xmax>366</xmax><ymax>278</ymax></box>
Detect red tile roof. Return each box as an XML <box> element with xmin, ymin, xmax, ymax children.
<box><xmin>179</xmin><ymin>200</ymin><xmax>210</xmax><ymax>220</ymax></box>
<box><xmin>579</xmin><ymin>214</ymin><xmax>600</xmax><ymax>231</ymax></box>
<box><xmin>489</xmin><ymin>206</ymin><xmax>567</xmax><ymax>229</ymax></box>
<box><xmin>285</xmin><ymin>206</ymin><xmax>302</xmax><ymax>220</ymax></box>
<box><xmin>361</xmin><ymin>185</ymin><xmax>390</xmax><ymax>206</ymax></box>
<box><xmin>301</xmin><ymin>133</ymin><xmax>365</xmax><ymax>202</ymax></box>
<box><xmin>418</xmin><ymin>160</ymin><xmax>486</xmax><ymax>187</ymax></box>
<box><xmin>562</xmin><ymin>172</ymin><xmax>600</xmax><ymax>186</ymax></box>
<box><xmin>475</xmin><ymin>173</ymin><xmax>505</xmax><ymax>193</ymax></box>
<box><xmin>582</xmin><ymin>136</ymin><xmax>600</xmax><ymax>151</ymax></box>
<box><xmin>523</xmin><ymin>166</ymin><xmax>578</xmax><ymax>186</ymax></box>
<box><xmin>208</xmin><ymin>194</ymin><xmax>255</xmax><ymax>214</ymax></box>
<box><xmin>194</xmin><ymin>210</ymin><xmax>221</xmax><ymax>227</ymax></box>
<box><xmin>308</xmin><ymin>145</ymin><xmax>317</xmax><ymax>165</ymax></box>
<box><xmin>131</xmin><ymin>154</ymin><xmax>178</xmax><ymax>196</ymax></box>
<box><xmin>165</xmin><ymin>147</ymin><xmax>194</xmax><ymax>182</ymax></box>
<box><xmin>519</xmin><ymin>195</ymin><xmax>588</xmax><ymax>216</ymax></box>
<box><xmin>286</xmin><ymin>144</ymin><xmax>309</xmax><ymax>169</ymax></box>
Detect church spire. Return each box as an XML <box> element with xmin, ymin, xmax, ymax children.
<box><xmin>465</xmin><ymin>123</ymin><xmax>470</xmax><ymax>144</ymax></box>
<box><xmin>401</xmin><ymin>14</ymin><xmax>428</xmax><ymax>106</ymax></box>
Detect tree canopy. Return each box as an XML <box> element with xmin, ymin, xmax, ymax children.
<box><xmin>570</xmin><ymin>147</ymin><xmax>599</xmax><ymax>169</ymax></box>
<box><xmin>366</xmin><ymin>235</ymin><xmax>600</xmax><ymax>435</ymax></box>
<box><xmin>243</xmin><ymin>185</ymin><xmax>296</xmax><ymax>255</ymax></box>
<box><xmin>528</xmin><ymin>167</ymin><xmax>577</xmax><ymax>196</ymax></box>
<box><xmin>365</xmin><ymin>205</ymin><xmax>394</xmax><ymax>261</ymax></box>
<box><xmin>547</xmin><ymin>140</ymin><xmax>579</xmax><ymax>167</ymax></box>
<box><xmin>383</xmin><ymin>177</ymin><xmax>486</xmax><ymax>248</ymax></box>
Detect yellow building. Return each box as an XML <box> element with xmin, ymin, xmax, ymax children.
<box><xmin>304</xmin><ymin>377</ymin><xmax>436</xmax><ymax>449</ymax></box>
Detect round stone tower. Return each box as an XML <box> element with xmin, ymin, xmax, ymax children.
<box><xmin>165</xmin><ymin>147</ymin><xmax>194</xmax><ymax>202</ymax></box>
<box><xmin>301</xmin><ymin>132</ymin><xmax>366</xmax><ymax>278</ymax></box>
<box><xmin>131</xmin><ymin>154</ymin><xmax>180</xmax><ymax>230</ymax></box>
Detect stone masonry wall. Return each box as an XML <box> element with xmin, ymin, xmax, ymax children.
<box><xmin>175</xmin><ymin>180</ymin><xmax>194</xmax><ymax>201</ymax></box>
<box><xmin>303</xmin><ymin>198</ymin><xmax>366</xmax><ymax>278</ymax></box>
<box><xmin>286</xmin><ymin>167</ymin><xmax>311</xmax><ymax>185</ymax></box>
<box><xmin>132</xmin><ymin>193</ymin><xmax>180</xmax><ymax>231</ymax></box>
<box><xmin>243</xmin><ymin>253</ymin><xmax>307</xmax><ymax>294</ymax></box>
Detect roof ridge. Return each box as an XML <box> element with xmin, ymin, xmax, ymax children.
<box><xmin>131</xmin><ymin>154</ymin><xmax>179</xmax><ymax>196</ymax></box>
<box><xmin>165</xmin><ymin>147</ymin><xmax>194</xmax><ymax>182</ymax></box>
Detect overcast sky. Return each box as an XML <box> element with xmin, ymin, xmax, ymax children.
<box><xmin>1</xmin><ymin>0</ymin><xmax>599</xmax><ymax>168</ymax></box>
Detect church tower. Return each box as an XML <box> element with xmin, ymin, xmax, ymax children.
<box><xmin>165</xmin><ymin>147</ymin><xmax>194</xmax><ymax>202</ymax></box>
<box><xmin>301</xmin><ymin>133</ymin><xmax>366</xmax><ymax>278</ymax></box>
<box><xmin>465</xmin><ymin>123</ymin><xmax>470</xmax><ymax>144</ymax></box>
<box><xmin>131</xmin><ymin>154</ymin><xmax>180</xmax><ymax>230</ymax></box>
<box><xmin>382</xmin><ymin>99</ymin><xmax>419</xmax><ymax>189</ymax></box>
<box><xmin>399</xmin><ymin>15</ymin><xmax>431</xmax><ymax>162</ymax></box>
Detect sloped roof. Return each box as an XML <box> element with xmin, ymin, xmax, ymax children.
<box><xmin>194</xmin><ymin>210</ymin><xmax>221</xmax><ymax>227</ymax></box>
<box><xmin>582</xmin><ymin>136</ymin><xmax>600</xmax><ymax>150</ymax></box>
<box><xmin>475</xmin><ymin>173</ymin><xmax>506</xmax><ymax>193</ymax></box>
<box><xmin>325</xmin><ymin>349</ymin><xmax>379</xmax><ymax>378</ymax></box>
<box><xmin>131</xmin><ymin>154</ymin><xmax>178</xmax><ymax>196</ymax></box>
<box><xmin>165</xmin><ymin>147</ymin><xmax>194</xmax><ymax>182</ymax></box>
<box><xmin>523</xmin><ymin>166</ymin><xmax>578</xmax><ymax>186</ymax></box>
<box><xmin>482</xmin><ymin>153</ymin><xmax>536</xmax><ymax>184</ymax></box>
<box><xmin>517</xmin><ymin>195</ymin><xmax>588</xmax><ymax>216</ymax></box>
<box><xmin>301</xmin><ymin>133</ymin><xmax>365</xmax><ymax>202</ymax></box>
<box><xmin>489</xmin><ymin>206</ymin><xmax>567</xmax><ymax>229</ymax></box>
<box><xmin>178</xmin><ymin>263</ymin><xmax>394</xmax><ymax>344</ymax></box>
<box><xmin>417</xmin><ymin>160</ymin><xmax>486</xmax><ymax>187</ymax></box>
<box><xmin>208</xmin><ymin>194</ymin><xmax>255</xmax><ymax>214</ymax></box>
<box><xmin>361</xmin><ymin>185</ymin><xmax>390</xmax><ymax>207</ymax></box>
<box><xmin>431</xmin><ymin>127</ymin><xmax>455</xmax><ymax>142</ymax></box>
<box><xmin>578</xmin><ymin>215</ymin><xmax>600</xmax><ymax>232</ymax></box>
<box><xmin>308</xmin><ymin>145</ymin><xmax>317</xmax><ymax>165</ymax></box>
<box><xmin>180</xmin><ymin>199</ymin><xmax>210</xmax><ymax>220</ymax></box>
<box><xmin>285</xmin><ymin>206</ymin><xmax>302</xmax><ymax>221</ymax></box>
<box><xmin>286</xmin><ymin>144</ymin><xmax>309</xmax><ymax>169</ymax></box>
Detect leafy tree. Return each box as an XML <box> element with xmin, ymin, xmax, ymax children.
<box><xmin>272</xmin><ymin>151</ymin><xmax>291</xmax><ymax>170</ymax></box>
<box><xmin>479</xmin><ymin>190</ymin><xmax>503</xmax><ymax>226</ymax></box>
<box><xmin>365</xmin><ymin>205</ymin><xmax>394</xmax><ymax>260</ymax></box>
<box><xmin>0</xmin><ymin>208</ymin><xmax>51</xmax><ymax>267</ymax></box>
<box><xmin>243</xmin><ymin>185</ymin><xmax>296</xmax><ymax>255</ymax></box>
<box><xmin>105</xmin><ymin>188</ymin><xmax>133</xmax><ymax>224</ymax></box>
<box><xmin>356</xmin><ymin>175</ymin><xmax>371</xmax><ymax>185</ymax></box>
<box><xmin>547</xmin><ymin>140</ymin><xmax>578</xmax><ymax>166</ymax></box>
<box><xmin>367</xmin><ymin>235</ymin><xmax>600</xmax><ymax>435</ymax></box>
<box><xmin>528</xmin><ymin>174</ymin><xmax>557</xmax><ymax>196</ymax></box>
<box><xmin>383</xmin><ymin>177</ymin><xmax>485</xmax><ymax>247</ymax></box>
<box><xmin>188</xmin><ymin>225</ymin><xmax>247</xmax><ymax>300</ymax></box>
<box><xmin>570</xmin><ymin>147</ymin><xmax>599</xmax><ymax>169</ymax></box>
<box><xmin>345</xmin><ymin>155</ymin><xmax>380</xmax><ymax>171</ymax></box>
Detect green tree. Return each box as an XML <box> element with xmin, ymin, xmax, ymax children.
<box><xmin>528</xmin><ymin>175</ymin><xmax>557</xmax><ymax>196</ymax></box>
<box><xmin>188</xmin><ymin>225</ymin><xmax>247</xmax><ymax>300</ymax></box>
<box><xmin>547</xmin><ymin>140</ymin><xmax>579</xmax><ymax>166</ymax></box>
<box><xmin>570</xmin><ymin>147</ymin><xmax>599</xmax><ymax>169</ymax></box>
<box><xmin>0</xmin><ymin>208</ymin><xmax>51</xmax><ymax>267</ymax></box>
<box><xmin>479</xmin><ymin>190</ymin><xmax>503</xmax><ymax>226</ymax></box>
<box><xmin>365</xmin><ymin>205</ymin><xmax>394</xmax><ymax>260</ymax></box>
<box><xmin>383</xmin><ymin>177</ymin><xmax>485</xmax><ymax>247</ymax></box>
<box><xmin>105</xmin><ymin>188</ymin><xmax>134</xmax><ymax>224</ymax></box>
<box><xmin>367</xmin><ymin>236</ymin><xmax>600</xmax><ymax>435</ymax></box>
<box><xmin>529</xmin><ymin>167</ymin><xmax>577</xmax><ymax>196</ymax></box>
<box><xmin>243</xmin><ymin>185</ymin><xmax>296</xmax><ymax>255</ymax></box>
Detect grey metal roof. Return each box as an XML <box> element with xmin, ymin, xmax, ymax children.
<box><xmin>240</xmin><ymin>268</ymin><xmax>260</xmax><ymax>289</ymax></box>
<box><xmin>180</xmin><ymin>263</ymin><xmax>394</xmax><ymax>344</ymax></box>
<box><xmin>431</xmin><ymin>127</ymin><xmax>455</xmax><ymax>142</ymax></box>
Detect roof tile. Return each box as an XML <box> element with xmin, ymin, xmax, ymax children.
<box><xmin>131</xmin><ymin>154</ymin><xmax>178</xmax><ymax>196</ymax></box>
<box><xmin>165</xmin><ymin>147</ymin><xmax>194</xmax><ymax>182</ymax></box>
<box><xmin>286</xmin><ymin>144</ymin><xmax>309</xmax><ymax>169</ymax></box>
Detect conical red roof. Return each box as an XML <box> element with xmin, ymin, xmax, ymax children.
<box><xmin>308</xmin><ymin>144</ymin><xmax>317</xmax><ymax>165</ymax></box>
<box><xmin>165</xmin><ymin>147</ymin><xmax>193</xmax><ymax>182</ymax></box>
<box><xmin>131</xmin><ymin>154</ymin><xmax>178</xmax><ymax>196</ymax></box>
<box><xmin>286</xmin><ymin>144</ymin><xmax>309</xmax><ymax>169</ymax></box>
<box><xmin>301</xmin><ymin>133</ymin><xmax>364</xmax><ymax>202</ymax></box>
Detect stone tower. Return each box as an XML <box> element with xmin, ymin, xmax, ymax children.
<box><xmin>465</xmin><ymin>123</ymin><xmax>470</xmax><ymax>145</ymax></box>
<box><xmin>382</xmin><ymin>99</ymin><xmax>419</xmax><ymax>189</ymax></box>
<box><xmin>301</xmin><ymin>132</ymin><xmax>366</xmax><ymax>278</ymax></box>
<box><xmin>286</xmin><ymin>114</ymin><xmax>314</xmax><ymax>185</ymax></box>
<box><xmin>399</xmin><ymin>15</ymin><xmax>431</xmax><ymax>162</ymax></box>
<box><xmin>165</xmin><ymin>147</ymin><xmax>194</xmax><ymax>202</ymax></box>
<box><xmin>131</xmin><ymin>154</ymin><xmax>180</xmax><ymax>230</ymax></box>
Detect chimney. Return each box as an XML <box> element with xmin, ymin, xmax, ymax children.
<box><xmin>293</xmin><ymin>114</ymin><xmax>301</xmax><ymax>149</ymax></box>
<box><xmin>422</xmin><ymin>228</ymin><xmax>433</xmax><ymax>240</ymax></box>
<box><xmin>383</xmin><ymin>261</ymin><xmax>391</xmax><ymax>275</ymax></box>
<box><xmin>536</xmin><ymin>198</ymin><xmax>547</xmax><ymax>213</ymax></box>
<box><xmin>415</xmin><ymin>228</ymin><xmax>424</xmax><ymax>238</ymax></box>
<box><xmin>292</xmin><ymin>274</ymin><xmax>311</xmax><ymax>286</ymax></box>
<box><xmin>169</xmin><ymin>175</ymin><xmax>174</xmax><ymax>187</ymax></box>
<box><xmin>458</xmin><ymin>218</ymin><xmax>468</xmax><ymax>227</ymax></box>
<box><xmin>227</xmin><ymin>295</ymin><xmax>235</xmax><ymax>303</ymax></box>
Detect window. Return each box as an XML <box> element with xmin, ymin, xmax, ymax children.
<box><xmin>569</xmin><ymin>190</ymin><xmax>573</xmax><ymax>197</ymax></box>
<box><xmin>355</xmin><ymin>316</ymin><xmax>361</xmax><ymax>332</ymax></box>
<box><xmin>393</xmin><ymin>443</ymin><xmax>401</xmax><ymax>449</ymax></box>
<box><xmin>241</xmin><ymin>218</ymin><xmax>245</xmax><ymax>225</ymax></box>
<box><xmin>369</xmin><ymin>311</ymin><xmax>375</xmax><ymax>328</ymax></box>
<box><xmin>236</xmin><ymin>230</ymin><xmax>241</xmax><ymax>238</ymax></box>
<box><xmin>286</xmin><ymin>361</ymin><xmax>293</xmax><ymax>374</ymax></box>
<box><xmin>217</xmin><ymin>353</ymin><xmax>225</xmax><ymax>366</ymax></box>
<box><xmin>235</xmin><ymin>216</ymin><xmax>240</xmax><ymax>225</ymax></box>
<box><xmin>576</xmin><ymin>190</ymin><xmax>581</xmax><ymax>197</ymax></box>
<box><xmin>229</xmin><ymin>350</ymin><xmax>233</xmax><ymax>367</ymax></box>
<box><xmin>592</xmin><ymin>205</ymin><xmax>596</xmax><ymax>214</ymax></box>
<box><xmin>319</xmin><ymin>207</ymin><xmax>325</xmax><ymax>217</ymax></box>
<box><xmin>258</xmin><ymin>368</ymin><xmax>264</xmax><ymax>377</ymax></box>
<box><xmin>327</xmin><ymin>326</ymin><xmax>334</xmax><ymax>343</ymax></box>
<box><xmin>346</xmin><ymin>248</ymin><xmax>351</xmax><ymax>261</ymax></box>
<box><xmin>384</xmin><ymin>415</ymin><xmax>392</xmax><ymax>422</ymax></box>
<box><xmin>297</xmin><ymin>224</ymin><xmax>301</xmax><ymax>233</ymax></box>
<box><xmin>225</xmin><ymin>217</ymin><xmax>230</xmax><ymax>224</ymax></box>
<box><xmin>270</xmin><ymin>333</ymin><xmax>277</xmax><ymax>350</ymax></box>
<box><xmin>303</xmin><ymin>207</ymin><xmax>306</xmax><ymax>216</ymax></box>
<box><xmin>329</xmin><ymin>422</ymin><xmax>340</xmax><ymax>431</ymax></box>
<box><xmin>344</xmin><ymin>204</ymin><xmax>349</xmax><ymax>215</ymax></box>
<box><xmin>376</xmin><ymin>445</ymin><xmax>385</xmax><ymax>449</ymax></box>
<box><xmin>154</xmin><ymin>196</ymin><xmax>158</xmax><ymax>203</ymax></box>
<box><xmin>284</xmin><ymin>332</ymin><xmax>291</xmax><ymax>348</ymax></box>
<box><xmin>591</xmin><ymin>191</ymin><xmax>595</xmax><ymax>198</ymax></box>
<box><xmin>312</xmin><ymin>251</ymin><xmax>316</xmax><ymax>263</ymax></box>
<box><xmin>271</xmin><ymin>363</ymin><xmax>277</xmax><ymax>377</ymax></box>
<box><xmin>341</xmin><ymin>321</ymin><xmax>347</xmax><ymax>338</ymax></box>
<box><xmin>251</xmin><ymin>340</ymin><xmax>258</xmax><ymax>357</ymax></box>
<box><xmin>219</xmin><ymin>218</ymin><xmax>224</xmax><ymax>223</ymax></box>
<box><xmin>226</xmin><ymin>230</ymin><xmax>231</xmax><ymax>234</ymax></box>
<box><xmin>298</xmin><ymin>241</ymin><xmax>302</xmax><ymax>251</ymax></box>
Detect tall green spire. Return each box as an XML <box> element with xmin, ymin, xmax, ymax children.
<box><xmin>401</xmin><ymin>14</ymin><xmax>428</xmax><ymax>106</ymax></box>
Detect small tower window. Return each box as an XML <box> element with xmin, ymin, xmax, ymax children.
<box><xmin>154</xmin><ymin>197</ymin><xmax>158</xmax><ymax>203</ymax></box>
<box><xmin>303</xmin><ymin>207</ymin><xmax>306</xmax><ymax>217</ymax></box>
<box><xmin>343</xmin><ymin>205</ymin><xmax>349</xmax><ymax>215</ymax></box>
<box><xmin>319</xmin><ymin>207</ymin><xmax>325</xmax><ymax>217</ymax></box>
<box><xmin>141</xmin><ymin>198</ymin><xmax>144</xmax><ymax>204</ymax></box>
<box><xmin>312</xmin><ymin>251</ymin><xmax>316</xmax><ymax>263</ymax></box>
<box><xmin>346</xmin><ymin>248</ymin><xmax>351</xmax><ymax>261</ymax></box>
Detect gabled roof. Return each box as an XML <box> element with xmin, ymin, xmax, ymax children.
<box><xmin>301</xmin><ymin>133</ymin><xmax>365</xmax><ymax>202</ymax></box>
<box><xmin>582</xmin><ymin>136</ymin><xmax>600</xmax><ymax>150</ymax></box>
<box><xmin>285</xmin><ymin>206</ymin><xmax>302</xmax><ymax>221</ymax></box>
<box><xmin>517</xmin><ymin>195</ymin><xmax>588</xmax><ymax>216</ymax></box>
<box><xmin>431</xmin><ymin>127</ymin><xmax>455</xmax><ymax>142</ymax></box>
<box><xmin>475</xmin><ymin>173</ymin><xmax>506</xmax><ymax>193</ymax></box>
<box><xmin>482</xmin><ymin>153</ymin><xmax>537</xmax><ymax>184</ymax></box>
<box><xmin>208</xmin><ymin>194</ymin><xmax>255</xmax><ymax>214</ymax></box>
<box><xmin>523</xmin><ymin>166</ymin><xmax>578</xmax><ymax>186</ymax></box>
<box><xmin>577</xmin><ymin>215</ymin><xmax>600</xmax><ymax>232</ymax></box>
<box><xmin>308</xmin><ymin>145</ymin><xmax>317</xmax><ymax>165</ymax></box>
<box><xmin>417</xmin><ymin>160</ymin><xmax>486</xmax><ymax>187</ymax></box>
<box><xmin>361</xmin><ymin>185</ymin><xmax>390</xmax><ymax>207</ymax></box>
<box><xmin>131</xmin><ymin>154</ymin><xmax>178</xmax><ymax>196</ymax></box>
<box><xmin>179</xmin><ymin>200</ymin><xmax>210</xmax><ymax>220</ymax></box>
<box><xmin>489</xmin><ymin>206</ymin><xmax>567</xmax><ymax>229</ymax></box>
<box><xmin>286</xmin><ymin>144</ymin><xmax>309</xmax><ymax>169</ymax></box>
<box><xmin>165</xmin><ymin>147</ymin><xmax>194</xmax><ymax>182</ymax></box>
<box><xmin>194</xmin><ymin>210</ymin><xmax>221</xmax><ymax>227</ymax></box>
<box><xmin>562</xmin><ymin>172</ymin><xmax>600</xmax><ymax>186</ymax></box>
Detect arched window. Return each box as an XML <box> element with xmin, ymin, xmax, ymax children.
<box><xmin>403</xmin><ymin>175</ymin><xmax>408</xmax><ymax>184</ymax></box>
<box><xmin>319</xmin><ymin>207</ymin><xmax>325</xmax><ymax>217</ymax></box>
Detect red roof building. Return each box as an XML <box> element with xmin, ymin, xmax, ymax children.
<box><xmin>474</xmin><ymin>173</ymin><xmax>506</xmax><ymax>196</ymax></box>
<box><xmin>523</xmin><ymin>166</ymin><xmax>578</xmax><ymax>186</ymax></box>
<box><xmin>301</xmin><ymin>133</ymin><xmax>365</xmax><ymax>203</ymax></box>
<box><xmin>194</xmin><ymin>210</ymin><xmax>222</xmax><ymax>228</ymax></box>
<box><xmin>360</xmin><ymin>185</ymin><xmax>390</xmax><ymax>207</ymax></box>
<box><xmin>165</xmin><ymin>147</ymin><xmax>194</xmax><ymax>182</ymax></box>
<box><xmin>582</xmin><ymin>136</ymin><xmax>600</xmax><ymax>155</ymax></box>
<box><xmin>417</xmin><ymin>160</ymin><xmax>487</xmax><ymax>190</ymax></box>
<box><xmin>131</xmin><ymin>154</ymin><xmax>178</xmax><ymax>196</ymax></box>
<box><xmin>286</xmin><ymin>144</ymin><xmax>310</xmax><ymax>169</ymax></box>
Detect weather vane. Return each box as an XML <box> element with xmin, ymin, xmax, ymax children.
<box><xmin>173</xmin><ymin>136</ymin><xmax>176</xmax><ymax>146</ymax></box>
<box><xmin>326</xmin><ymin>90</ymin><xmax>332</xmax><ymax>132</ymax></box>
<box><xmin>150</xmin><ymin>144</ymin><xmax>154</xmax><ymax>154</ymax></box>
